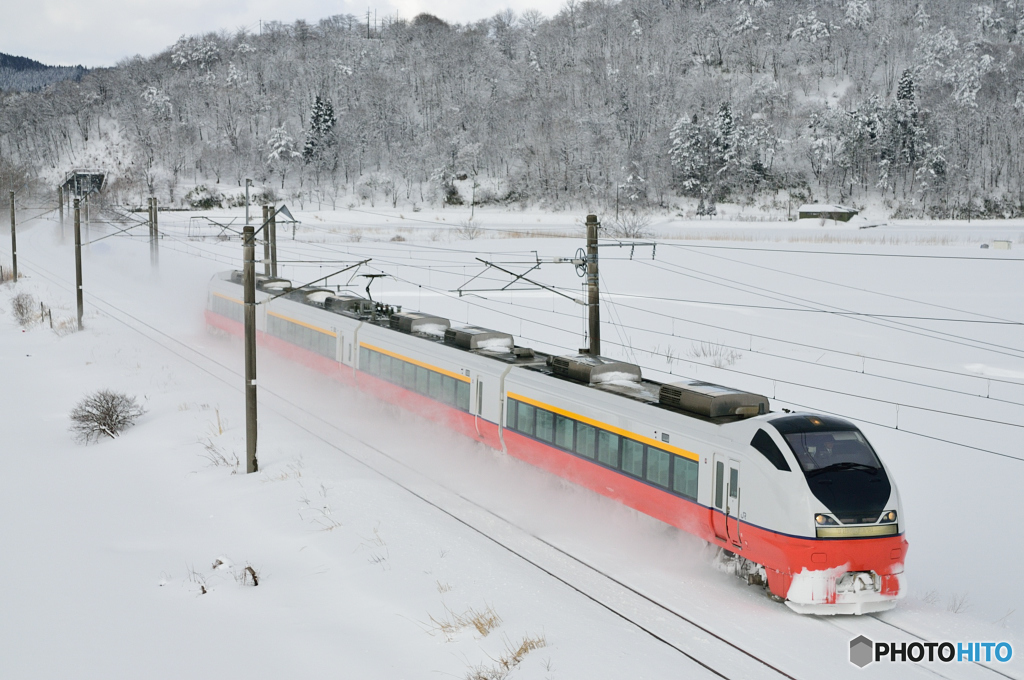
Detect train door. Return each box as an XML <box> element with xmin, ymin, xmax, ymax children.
<box><xmin>725</xmin><ymin>459</ymin><xmax>742</xmax><ymax>548</ymax></box>
<box><xmin>712</xmin><ymin>454</ymin><xmax>729</xmax><ymax>541</ymax></box>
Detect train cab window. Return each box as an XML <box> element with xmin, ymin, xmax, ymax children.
<box><xmin>535</xmin><ymin>409</ymin><xmax>554</xmax><ymax>443</ymax></box>
<box><xmin>456</xmin><ymin>380</ymin><xmax>470</xmax><ymax>412</ymax></box>
<box><xmin>783</xmin><ymin>430</ymin><xmax>881</xmax><ymax>473</ymax></box>
<box><xmin>441</xmin><ymin>375</ymin><xmax>457</xmax><ymax>406</ymax></box>
<box><xmin>554</xmin><ymin>415</ymin><xmax>574</xmax><ymax>450</ymax></box>
<box><xmin>517</xmin><ymin>402</ymin><xmax>536</xmax><ymax>436</ymax></box>
<box><xmin>597</xmin><ymin>431</ymin><xmax>620</xmax><ymax>468</ymax></box>
<box><xmin>750</xmin><ymin>429</ymin><xmax>791</xmax><ymax>471</ymax></box>
<box><xmin>575</xmin><ymin>423</ymin><xmax>596</xmax><ymax>459</ymax></box>
<box><xmin>645</xmin><ymin>448</ymin><xmax>670</xmax><ymax>488</ymax></box>
<box><xmin>622</xmin><ymin>440</ymin><xmax>644</xmax><ymax>478</ymax></box>
<box><xmin>674</xmin><ymin>457</ymin><xmax>699</xmax><ymax>501</ymax></box>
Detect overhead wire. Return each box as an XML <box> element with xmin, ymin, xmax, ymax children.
<box><xmin>657</xmin><ymin>240</ymin><xmax>1024</xmax><ymax>262</ymax></box>
<box><xmin>362</xmin><ymin>259</ymin><xmax>1024</xmax><ymax>434</ymax></box>
<box><xmin>660</xmin><ymin>241</ymin><xmax>1021</xmax><ymax>324</ymax></box>
<box><xmin>12</xmin><ymin>213</ymin><xmax>1022</xmax><ymax>463</ymax></box>
<box><xmin>635</xmin><ymin>258</ymin><xmax>1024</xmax><ymax>360</ymax></box>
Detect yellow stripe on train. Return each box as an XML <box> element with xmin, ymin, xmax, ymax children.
<box><xmin>359</xmin><ymin>342</ymin><xmax>471</xmax><ymax>383</ymax></box>
<box><xmin>507</xmin><ymin>391</ymin><xmax>700</xmax><ymax>462</ymax></box>
<box><xmin>268</xmin><ymin>310</ymin><xmax>336</xmax><ymax>337</ymax></box>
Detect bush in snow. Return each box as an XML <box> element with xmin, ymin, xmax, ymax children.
<box><xmin>69</xmin><ymin>390</ymin><xmax>145</xmax><ymax>443</ymax></box>
<box><xmin>10</xmin><ymin>292</ymin><xmax>37</xmax><ymax>327</ymax></box>
<box><xmin>184</xmin><ymin>185</ymin><xmax>222</xmax><ymax>209</ymax></box>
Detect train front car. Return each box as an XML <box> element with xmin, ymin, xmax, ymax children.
<box><xmin>755</xmin><ymin>413</ymin><xmax>907</xmax><ymax>615</ymax></box>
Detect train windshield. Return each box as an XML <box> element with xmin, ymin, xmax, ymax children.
<box><xmin>782</xmin><ymin>430</ymin><xmax>881</xmax><ymax>473</ymax></box>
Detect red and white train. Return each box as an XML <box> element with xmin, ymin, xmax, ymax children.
<box><xmin>207</xmin><ymin>270</ymin><xmax>907</xmax><ymax>614</ymax></box>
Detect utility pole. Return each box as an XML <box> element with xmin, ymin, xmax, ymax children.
<box><xmin>151</xmin><ymin>197</ymin><xmax>159</xmax><ymax>268</ymax></box>
<box><xmin>74</xmin><ymin>199</ymin><xmax>83</xmax><ymax>331</ymax></box>
<box><xmin>58</xmin><ymin>186</ymin><xmax>64</xmax><ymax>236</ymax></box>
<box><xmin>243</xmin><ymin>225</ymin><xmax>258</xmax><ymax>473</ymax></box>
<box><xmin>245</xmin><ymin>179</ymin><xmax>252</xmax><ymax>225</ymax></box>
<box><xmin>586</xmin><ymin>214</ymin><xmax>600</xmax><ymax>356</ymax></box>
<box><xmin>262</xmin><ymin>205</ymin><xmax>271</xmax><ymax>276</ymax></box>
<box><xmin>269</xmin><ymin>204</ymin><xmax>278</xmax><ymax>277</ymax></box>
<box><xmin>9</xmin><ymin>191</ymin><xmax>16</xmax><ymax>282</ymax></box>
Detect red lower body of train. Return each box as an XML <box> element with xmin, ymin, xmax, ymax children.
<box><xmin>207</xmin><ymin>309</ymin><xmax>906</xmax><ymax>613</ymax></box>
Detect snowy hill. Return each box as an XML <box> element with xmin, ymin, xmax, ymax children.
<box><xmin>0</xmin><ymin>51</ymin><xmax>86</xmax><ymax>92</ymax></box>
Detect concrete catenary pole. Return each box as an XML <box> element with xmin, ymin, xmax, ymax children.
<box><xmin>74</xmin><ymin>199</ymin><xmax>84</xmax><ymax>331</ymax></box>
<box><xmin>245</xmin><ymin>179</ymin><xmax>252</xmax><ymax>225</ymax></box>
<box><xmin>262</xmin><ymin>205</ymin><xmax>270</xmax><ymax>276</ymax></box>
<box><xmin>58</xmin><ymin>186</ymin><xmax>64</xmax><ymax>235</ymax></box>
<box><xmin>586</xmin><ymin>214</ymin><xmax>600</xmax><ymax>356</ymax></box>
<box><xmin>243</xmin><ymin>225</ymin><xmax>258</xmax><ymax>473</ymax></box>
<box><xmin>9</xmin><ymin>191</ymin><xmax>16</xmax><ymax>282</ymax></box>
<box><xmin>151</xmin><ymin>197</ymin><xmax>159</xmax><ymax>268</ymax></box>
<box><xmin>269</xmin><ymin>204</ymin><xmax>278</xmax><ymax>277</ymax></box>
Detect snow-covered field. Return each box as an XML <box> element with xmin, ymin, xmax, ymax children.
<box><xmin>1</xmin><ymin>204</ymin><xmax>1022</xmax><ymax>679</ymax></box>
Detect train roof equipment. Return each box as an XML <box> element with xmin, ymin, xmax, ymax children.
<box><xmin>548</xmin><ymin>354</ymin><xmax>642</xmax><ymax>385</ymax></box>
<box><xmin>444</xmin><ymin>326</ymin><xmax>515</xmax><ymax>353</ymax></box>
<box><xmin>390</xmin><ymin>311</ymin><xmax>450</xmax><ymax>336</ymax></box>
<box><xmin>659</xmin><ymin>382</ymin><xmax>768</xmax><ymax>418</ymax></box>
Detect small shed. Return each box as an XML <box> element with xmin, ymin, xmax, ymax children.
<box><xmin>797</xmin><ymin>204</ymin><xmax>859</xmax><ymax>222</ymax></box>
<box><xmin>61</xmin><ymin>169</ymin><xmax>106</xmax><ymax>197</ymax></box>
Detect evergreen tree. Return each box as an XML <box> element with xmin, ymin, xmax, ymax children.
<box><xmin>896</xmin><ymin>69</ymin><xmax>915</xmax><ymax>104</ymax></box>
<box><xmin>303</xmin><ymin>95</ymin><xmax>337</xmax><ymax>164</ymax></box>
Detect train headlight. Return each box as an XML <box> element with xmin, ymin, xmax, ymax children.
<box><xmin>879</xmin><ymin>510</ymin><xmax>898</xmax><ymax>524</ymax></box>
<box><xmin>815</xmin><ymin>514</ymin><xmax>839</xmax><ymax>526</ymax></box>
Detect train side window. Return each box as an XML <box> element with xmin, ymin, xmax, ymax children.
<box><xmin>671</xmin><ymin>457</ymin><xmax>699</xmax><ymax>501</ymax></box>
<box><xmin>476</xmin><ymin>381</ymin><xmax>484</xmax><ymax>415</ymax></box>
<box><xmin>368</xmin><ymin>350</ymin><xmax>380</xmax><ymax>376</ymax></box>
<box><xmin>729</xmin><ymin>467</ymin><xmax>739</xmax><ymax>499</ymax></box>
<box><xmin>517</xmin><ymin>402</ymin><xmax>536</xmax><ymax>436</ymax></box>
<box><xmin>575</xmin><ymin>422</ymin><xmax>596</xmax><ymax>459</ymax></box>
<box><xmin>507</xmin><ymin>399</ymin><xmax>517</xmax><ymax>428</ymax></box>
<box><xmin>597</xmin><ymin>431</ymin><xmax>620</xmax><ymax>468</ymax></box>
<box><xmin>428</xmin><ymin>372</ymin><xmax>443</xmax><ymax>400</ymax></box>
<box><xmin>645</xmin><ymin>448</ymin><xmax>670</xmax><ymax>488</ymax></box>
<box><xmin>750</xmin><ymin>429</ymin><xmax>791</xmax><ymax>471</ymax></box>
<box><xmin>713</xmin><ymin>460</ymin><xmax>724</xmax><ymax>508</ymax></box>
<box><xmin>456</xmin><ymin>380</ymin><xmax>470</xmax><ymax>411</ymax></box>
<box><xmin>622</xmin><ymin>439</ymin><xmax>644</xmax><ymax>478</ymax></box>
<box><xmin>359</xmin><ymin>346</ymin><xmax>369</xmax><ymax>367</ymax></box>
<box><xmin>554</xmin><ymin>414</ymin><xmax>574</xmax><ymax>450</ymax></box>
<box><xmin>536</xmin><ymin>409</ymin><xmax>554</xmax><ymax>442</ymax></box>
<box><xmin>416</xmin><ymin>366</ymin><xmax>429</xmax><ymax>394</ymax></box>
<box><xmin>404</xmin><ymin>362</ymin><xmax>417</xmax><ymax>390</ymax></box>
<box><xmin>442</xmin><ymin>375</ymin><xmax>457</xmax><ymax>406</ymax></box>
<box><xmin>380</xmin><ymin>354</ymin><xmax>392</xmax><ymax>381</ymax></box>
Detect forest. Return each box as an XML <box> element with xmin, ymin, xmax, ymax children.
<box><xmin>1</xmin><ymin>0</ymin><xmax>1023</xmax><ymax>218</ymax></box>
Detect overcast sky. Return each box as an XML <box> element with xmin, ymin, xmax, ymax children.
<box><xmin>6</xmin><ymin>0</ymin><xmax>557</xmax><ymax>68</ymax></box>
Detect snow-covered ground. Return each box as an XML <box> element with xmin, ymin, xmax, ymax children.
<box><xmin>1</xmin><ymin>204</ymin><xmax>1022</xmax><ymax>679</ymax></box>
